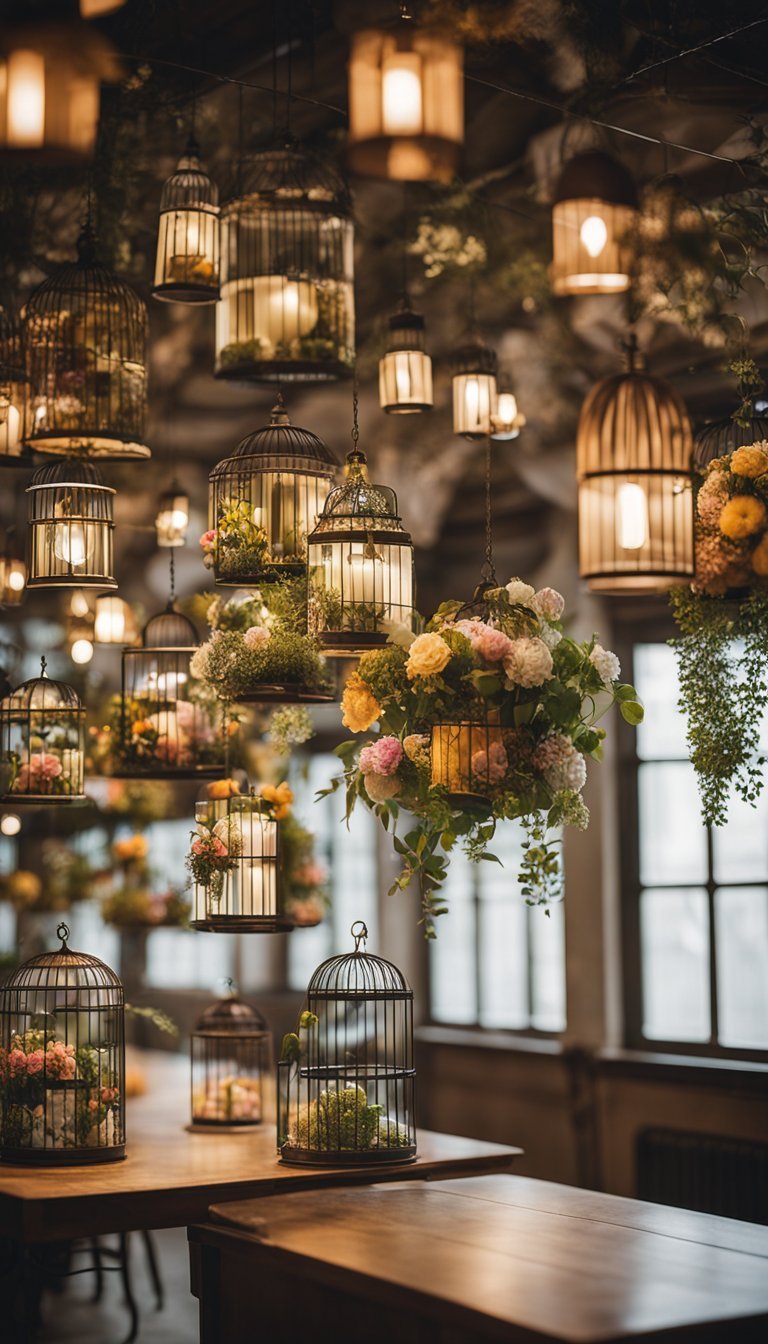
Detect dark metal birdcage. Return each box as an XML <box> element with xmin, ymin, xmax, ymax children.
<box><xmin>430</xmin><ymin>712</ymin><xmax>506</xmax><ymax>809</ymax></box>
<box><xmin>116</xmin><ymin>604</ymin><xmax>224</xmax><ymax>780</ymax></box>
<box><xmin>190</xmin><ymin>789</ymin><xmax>292</xmax><ymax>933</ymax></box>
<box><xmin>208</xmin><ymin>396</ymin><xmax>337</xmax><ymax>586</ymax></box>
<box><xmin>577</xmin><ymin>340</ymin><xmax>694</xmax><ymax>594</ymax></box>
<box><xmin>693</xmin><ymin>400</ymin><xmax>768</xmax><ymax>473</ymax></box>
<box><xmin>190</xmin><ymin>990</ymin><xmax>272</xmax><ymax>1130</ymax></box>
<box><xmin>153</xmin><ymin>138</ymin><xmax>220</xmax><ymax>304</ymax></box>
<box><xmin>0</xmin><ymin>658</ymin><xmax>85</xmax><ymax>805</ymax></box>
<box><xmin>278</xmin><ymin>921</ymin><xmax>416</xmax><ymax>1166</ymax></box>
<box><xmin>215</xmin><ymin>142</ymin><xmax>354</xmax><ymax>383</ymax></box>
<box><xmin>307</xmin><ymin>448</ymin><xmax>414</xmax><ymax>655</ymax></box>
<box><xmin>23</xmin><ymin>223</ymin><xmax>149</xmax><ymax>459</ymax></box>
<box><xmin>26</xmin><ymin>457</ymin><xmax>116</xmax><ymax>589</ymax></box>
<box><xmin>379</xmin><ymin>301</ymin><xmax>433</xmax><ymax>414</ymax></box>
<box><xmin>0</xmin><ymin>301</ymin><xmax>32</xmax><ymax>465</ymax></box>
<box><xmin>0</xmin><ymin>922</ymin><xmax>125</xmax><ymax>1164</ymax></box>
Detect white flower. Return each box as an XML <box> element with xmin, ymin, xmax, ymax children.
<box><xmin>505</xmin><ymin>578</ymin><xmax>536</xmax><ymax>608</ymax></box>
<box><xmin>503</xmin><ymin>637</ymin><xmax>553</xmax><ymax>689</ymax></box>
<box><xmin>533</xmin><ymin>734</ymin><xmax>587</xmax><ymax>793</ymax></box>
<box><xmin>538</xmin><ymin>622</ymin><xmax>562</xmax><ymax>650</ymax></box>
<box><xmin>532</xmin><ymin>587</ymin><xmax>565</xmax><ymax>621</ymax></box>
<box><xmin>589</xmin><ymin>644</ymin><xmax>621</xmax><ymax>685</ymax></box>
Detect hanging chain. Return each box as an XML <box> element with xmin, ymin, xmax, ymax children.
<box><xmin>351</xmin><ymin>365</ymin><xmax>360</xmax><ymax>453</ymax></box>
<box><xmin>481</xmin><ymin>437</ymin><xmax>497</xmax><ymax>586</ymax></box>
<box><xmin>169</xmin><ymin>547</ymin><xmax>176</xmax><ymax>603</ymax></box>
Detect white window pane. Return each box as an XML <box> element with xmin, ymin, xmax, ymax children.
<box><xmin>145</xmin><ymin>927</ymin><xmax>236</xmax><ymax>991</ymax></box>
<box><xmin>530</xmin><ymin>901</ymin><xmax>566</xmax><ymax>1032</ymax></box>
<box><xmin>639</xmin><ymin>761</ymin><xmax>707</xmax><ymax>886</ymax></box>
<box><xmin>712</xmin><ymin>783</ymin><xmax>768</xmax><ymax>885</ymax></box>
<box><xmin>479</xmin><ymin>889</ymin><xmax>528</xmax><ymax>1029</ymax></box>
<box><xmin>430</xmin><ymin>850</ymin><xmax>477</xmax><ymax>1024</ymax></box>
<box><xmin>143</xmin><ymin>818</ymin><xmax>191</xmax><ymax>890</ymax></box>
<box><xmin>66</xmin><ymin>901</ymin><xmax>120</xmax><ymax>971</ymax></box>
<box><xmin>634</xmin><ymin>644</ymin><xmax>689</xmax><ymax>760</ymax></box>
<box><xmin>715</xmin><ymin>887</ymin><xmax>768</xmax><ymax>1049</ymax></box>
<box><xmin>641</xmin><ymin>888</ymin><xmax>710</xmax><ymax>1042</ymax></box>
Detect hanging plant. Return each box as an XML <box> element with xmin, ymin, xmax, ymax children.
<box><xmin>321</xmin><ymin>578</ymin><xmax>641</xmax><ymax>935</ymax></box>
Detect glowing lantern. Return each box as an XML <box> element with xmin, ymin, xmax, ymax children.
<box><xmin>155</xmin><ymin>485</ymin><xmax>190</xmax><ymax>548</ymax></box>
<box><xmin>379</xmin><ymin>301</ymin><xmax>433</xmax><ymax>413</ymax></box>
<box><xmin>452</xmin><ymin>335</ymin><xmax>498</xmax><ymax>439</ymax></box>
<box><xmin>26</xmin><ymin>459</ymin><xmax>116</xmax><ymax>590</ymax></box>
<box><xmin>153</xmin><ymin>139</ymin><xmax>220</xmax><ymax>304</ymax></box>
<box><xmin>551</xmin><ymin>151</ymin><xmax>638</xmax><ymax>296</ymax></box>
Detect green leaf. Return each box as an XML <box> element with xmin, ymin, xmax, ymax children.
<box><xmin>468</xmin><ymin>670</ymin><xmax>503</xmax><ymax>696</ymax></box>
<box><xmin>620</xmin><ymin>700</ymin><xmax>645</xmax><ymax>725</ymax></box>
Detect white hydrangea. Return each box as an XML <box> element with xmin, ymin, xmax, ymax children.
<box><xmin>505</xmin><ymin>578</ymin><xmax>536</xmax><ymax>608</ymax></box>
<box><xmin>533</xmin><ymin>734</ymin><xmax>587</xmax><ymax>793</ymax></box>
<box><xmin>589</xmin><ymin>644</ymin><xmax>621</xmax><ymax>685</ymax></box>
<box><xmin>503</xmin><ymin>637</ymin><xmax>553</xmax><ymax>688</ymax></box>
<box><xmin>531</xmin><ymin>587</ymin><xmax>565</xmax><ymax>621</ymax></box>
<box><xmin>538</xmin><ymin>622</ymin><xmax>562</xmax><ymax>650</ymax></box>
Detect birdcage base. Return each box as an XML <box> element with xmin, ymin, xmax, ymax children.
<box><xmin>214</xmin><ymin>358</ymin><xmax>353</xmax><ymax>385</ymax></box>
<box><xmin>318</xmin><ymin>630</ymin><xmax>389</xmax><ymax>656</ymax></box>
<box><xmin>190</xmin><ymin>916</ymin><xmax>295</xmax><ymax>934</ymax></box>
<box><xmin>152</xmin><ymin>282</ymin><xmax>220</xmax><ymax>305</ymax></box>
<box><xmin>234</xmin><ymin>685</ymin><xmax>337</xmax><ymax>706</ymax></box>
<box><xmin>27</xmin><ymin>574</ymin><xmax>118</xmax><ymax>590</ymax></box>
<box><xmin>112</xmin><ymin>765</ymin><xmax>225</xmax><ymax>782</ymax></box>
<box><xmin>0</xmin><ymin>792</ymin><xmax>87</xmax><ymax>806</ymax></box>
<box><xmin>214</xmin><ymin>561</ymin><xmax>306</xmax><ymax>586</ymax></box>
<box><xmin>0</xmin><ymin>1143</ymin><xmax>126</xmax><ymax>1166</ymax></box>
<box><xmin>347</xmin><ymin>135</ymin><xmax>460</xmax><ymax>184</ymax></box>
<box><xmin>28</xmin><ymin>432</ymin><xmax>151</xmax><ymax>460</ymax></box>
<box><xmin>584</xmin><ymin>570</ymin><xmax>693</xmax><ymax>595</ymax></box>
<box><xmin>279</xmin><ymin>1144</ymin><xmax>417</xmax><ymax>1167</ymax></box>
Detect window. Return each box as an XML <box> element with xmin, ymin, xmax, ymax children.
<box><xmin>142</xmin><ymin>817</ymin><xmax>236</xmax><ymax>992</ymax></box>
<box><xmin>429</xmin><ymin>820</ymin><xmax>566</xmax><ymax>1032</ymax></box>
<box><xmin>621</xmin><ymin>634</ymin><xmax>768</xmax><ymax>1058</ymax></box>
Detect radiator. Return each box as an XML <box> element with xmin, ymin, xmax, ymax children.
<box><xmin>636</xmin><ymin>1127</ymin><xmax>768</xmax><ymax>1225</ymax></box>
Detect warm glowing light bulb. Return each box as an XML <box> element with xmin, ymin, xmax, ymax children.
<box><xmin>381</xmin><ymin>55</ymin><xmax>423</xmax><ymax>135</ymax></box>
<box><xmin>580</xmin><ymin>214</ymin><xmax>608</xmax><ymax>258</ymax></box>
<box><xmin>464</xmin><ymin>377</ymin><xmax>480</xmax><ymax>420</ymax></box>
<box><xmin>54</xmin><ymin>523</ymin><xmax>88</xmax><ymax>568</ymax></box>
<box><xmin>69</xmin><ymin>588</ymin><xmax>90</xmax><ymax>619</ymax></box>
<box><xmin>347</xmin><ymin>546</ymin><xmax>384</xmax><ymax>606</ymax></box>
<box><xmin>7</xmin><ymin>564</ymin><xmax>25</xmax><ymax>592</ymax></box>
<box><xmin>617</xmin><ymin>482</ymin><xmax>648</xmax><ymax>551</ymax></box>
<box><xmin>0</xmin><ymin>813</ymin><xmax>21</xmax><ymax>836</ymax></box>
<box><xmin>394</xmin><ymin>355</ymin><xmax>412</xmax><ymax>400</ymax></box>
<box><xmin>182</xmin><ymin>213</ymin><xmax>200</xmax><ymax>254</ymax></box>
<box><xmin>0</xmin><ymin>404</ymin><xmax>22</xmax><ymax>452</ymax></box>
<box><xmin>71</xmin><ymin>638</ymin><xmax>94</xmax><ymax>665</ymax></box>
<box><xmin>7</xmin><ymin>49</ymin><xmax>46</xmax><ymax>148</ymax></box>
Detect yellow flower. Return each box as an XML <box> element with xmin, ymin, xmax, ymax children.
<box><xmin>207</xmin><ymin>778</ymin><xmax>241</xmax><ymax>800</ymax></box>
<box><xmin>341</xmin><ymin>672</ymin><xmax>381</xmax><ymax>733</ymax></box>
<box><xmin>730</xmin><ymin>445</ymin><xmax>768</xmax><ymax>479</ymax></box>
<box><xmin>719</xmin><ymin>495</ymin><xmax>767</xmax><ymax>540</ymax></box>
<box><xmin>260</xmin><ymin>781</ymin><xmax>293</xmax><ymax>820</ymax></box>
<box><xmin>752</xmin><ymin>535</ymin><xmax>768</xmax><ymax>577</ymax></box>
<box><xmin>405</xmin><ymin>632</ymin><xmax>452</xmax><ymax>680</ymax></box>
<box><xmin>113</xmin><ymin>834</ymin><xmax>148</xmax><ymax>863</ymax></box>
<box><xmin>3</xmin><ymin>870</ymin><xmax>42</xmax><ymax>909</ymax></box>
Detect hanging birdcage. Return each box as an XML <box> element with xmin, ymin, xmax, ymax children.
<box><xmin>307</xmin><ymin>447</ymin><xmax>414</xmax><ymax>655</ymax></box>
<box><xmin>430</xmin><ymin>713</ymin><xmax>505</xmax><ymax>808</ymax></box>
<box><xmin>215</xmin><ymin>143</ymin><xmax>354</xmax><ymax>383</ymax></box>
<box><xmin>693</xmin><ymin>400</ymin><xmax>768</xmax><ymax>473</ymax></box>
<box><xmin>0</xmin><ymin>658</ymin><xmax>85</xmax><ymax>805</ymax></box>
<box><xmin>0</xmin><ymin>922</ymin><xmax>125</xmax><ymax>1164</ymax></box>
<box><xmin>551</xmin><ymin>151</ymin><xmax>638</xmax><ymax>297</ymax></box>
<box><xmin>379</xmin><ymin>300</ymin><xmax>433</xmax><ymax>413</ymax></box>
<box><xmin>153</xmin><ymin>138</ymin><xmax>220</xmax><ymax>304</ymax></box>
<box><xmin>208</xmin><ymin>396</ymin><xmax>337</xmax><ymax>585</ymax></box>
<box><xmin>0</xmin><ymin>301</ymin><xmax>31</xmax><ymax>464</ymax></box>
<box><xmin>278</xmin><ymin>921</ymin><xmax>416</xmax><ymax>1166</ymax></box>
<box><xmin>94</xmin><ymin>594</ymin><xmax>137</xmax><ymax>645</ymax></box>
<box><xmin>189</xmin><ymin>789</ymin><xmax>292</xmax><ymax>933</ymax></box>
<box><xmin>155</xmin><ymin>483</ymin><xmax>190</xmax><ymax>548</ymax></box>
<box><xmin>115</xmin><ymin>605</ymin><xmax>223</xmax><ymax>780</ymax></box>
<box><xmin>190</xmin><ymin>991</ymin><xmax>272</xmax><ymax>1130</ymax></box>
<box><xmin>24</xmin><ymin>223</ymin><xmax>149</xmax><ymax>459</ymax></box>
<box><xmin>26</xmin><ymin>458</ymin><xmax>116</xmax><ymax>589</ymax></box>
<box><xmin>452</xmin><ymin>333</ymin><xmax>498</xmax><ymax>439</ymax></box>
<box><xmin>0</xmin><ymin>533</ymin><xmax>27</xmax><ymax>606</ymax></box>
<box><xmin>577</xmin><ymin>340</ymin><xmax>694</xmax><ymax>594</ymax></box>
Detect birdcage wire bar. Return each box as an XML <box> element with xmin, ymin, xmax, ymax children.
<box><xmin>190</xmin><ymin>792</ymin><xmax>292</xmax><ymax>933</ymax></box>
<box><xmin>190</xmin><ymin>995</ymin><xmax>272</xmax><ymax>1130</ymax></box>
<box><xmin>26</xmin><ymin>458</ymin><xmax>116</xmax><ymax>589</ymax></box>
<box><xmin>153</xmin><ymin>139</ymin><xmax>220</xmax><ymax>304</ymax></box>
<box><xmin>278</xmin><ymin>922</ymin><xmax>416</xmax><ymax>1165</ymax></box>
<box><xmin>0</xmin><ymin>660</ymin><xmax>85</xmax><ymax>805</ymax></box>
<box><xmin>430</xmin><ymin>714</ymin><xmax>506</xmax><ymax>808</ymax></box>
<box><xmin>0</xmin><ymin>923</ymin><xmax>125</xmax><ymax>1164</ymax></box>
<box><xmin>0</xmin><ymin>301</ymin><xmax>32</xmax><ymax>464</ymax></box>
<box><xmin>693</xmin><ymin>403</ymin><xmax>768</xmax><ymax>473</ymax></box>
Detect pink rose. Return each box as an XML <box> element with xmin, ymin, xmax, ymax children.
<box><xmin>471</xmin><ymin>741</ymin><xmax>508</xmax><ymax>787</ymax></box>
<box><xmin>212</xmin><ymin>837</ymin><xmax>227</xmax><ymax>856</ymax></box>
<box><xmin>8</xmin><ymin>1048</ymin><xmax>27</xmax><ymax>1077</ymax></box>
<box><xmin>26</xmin><ymin>1050</ymin><xmax>44</xmax><ymax>1076</ymax></box>
<box><xmin>88</xmin><ymin>1099</ymin><xmax>99</xmax><ymax>1112</ymax></box>
<box><xmin>359</xmin><ymin>736</ymin><xmax>403</xmax><ymax>777</ymax></box>
<box><xmin>474</xmin><ymin>626</ymin><xmax>513</xmax><ymax>665</ymax></box>
<box><xmin>244</xmin><ymin>625</ymin><xmax>271</xmax><ymax>650</ymax></box>
<box><xmin>199</xmin><ymin>530</ymin><xmax>217</xmax><ymax>552</ymax></box>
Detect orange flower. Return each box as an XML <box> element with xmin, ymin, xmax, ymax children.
<box><xmin>260</xmin><ymin>781</ymin><xmax>293</xmax><ymax>820</ymax></box>
<box><xmin>341</xmin><ymin>671</ymin><xmax>380</xmax><ymax>733</ymax></box>
<box><xmin>719</xmin><ymin>496</ymin><xmax>767</xmax><ymax>541</ymax></box>
<box><xmin>131</xmin><ymin>719</ymin><xmax>153</xmax><ymax>736</ymax></box>
<box><xmin>207</xmin><ymin>778</ymin><xmax>241</xmax><ymax>800</ymax></box>
<box><xmin>730</xmin><ymin>445</ymin><xmax>768</xmax><ymax>479</ymax></box>
<box><xmin>752</xmin><ymin>535</ymin><xmax>768</xmax><ymax>577</ymax></box>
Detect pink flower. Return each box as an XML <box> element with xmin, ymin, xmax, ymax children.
<box><xmin>244</xmin><ymin>625</ymin><xmax>271</xmax><ymax>650</ymax></box>
<box><xmin>88</xmin><ymin>1099</ymin><xmax>99</xmax><ymax>1112</ymax></box>
<box><xmin>100</xmin><ymin>1087</ymin><xmax>118</xmax><ymax>1103</ymax></box>
<box><xmin>16</xmin><ymin>753</ymin><xmax>63</xmax><ymax>791</ymax></box>
<box><xmin>453</xmin><ymin>619</ymin><xmax>482</xmax><ymax>641</ymax></box>
<box><xmin>199</xmin><ymin>530</ymin><xmax>217</xmax><ymax>553</ymax></box>
<box><xmin>191</xmin><ymin>838</ymin><xmax>205</xmax><ymax>856</ymax></box>
<box><xmin>25</xmin><ymin>1049</ymin><xmax>44</xmax><ymax>1076</ymax></box>
<box><xmin>471</xmin><ymin>741</ymin><xmax>508</xmax><ymax>787</ymax></box>
<box><xmin>211</xmin><ymin>837</ymin><xmax>227</xmax><ymax>856</ymax></box>
<box><xmin>359</xmin><ymin>736</ymin><xmax>403</xmax><ymax>777</ymax></box>
<box><xmin>474</xmin><ymin>626</ymin><xmax>513</xmax><ymax>664</ymax></box>
<box><xmin>532</xmin><ymin>587</ymin><xmax>565</xmax><ymax>621</ymax></box>
<box><xmin>8</xmin><ymin>1048</ymin><xmax>27</xmax><ymax>1077</ymax></box>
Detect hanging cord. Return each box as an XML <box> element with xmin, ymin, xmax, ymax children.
<box><xmin>272</xmin><ymin>0</ymin><xmax>278</xmax><ymax>138</ymax></box>
<box><xmin>351</xmin><ymin>365</ymin><xmax>360</xmax><ymax>454</ymax></box>
<box><xmin>286</xmin><ymin>0</ymin><xmax>293</xmax><ymax>135</ymax></box>
<box><xmin>237</xmin><ymin>84</ymin><xmax>244</xmax><ymax>195</ymax></box>
<box><xmin>168</xmin><ymin>547</ymin><xmax>176</xmax><ymax>605</ymax></box>
<box><xmin>481</xmin><ymin>438</ymin><xmax>497</xmax><ymax>587</ymax></box>
<box><xmin>401</xmin><ymin>182</ymin><xmax>409</xmax><ymax>298</ymax></box>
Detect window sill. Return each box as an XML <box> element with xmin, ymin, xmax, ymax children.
<box><xmin>416</xmin><ymin>1025</ymin><xmax>563</xmax><ymax>1056</ymax></box>
<box><xmin>597</xmin><ymin>1047</ymin><xmax>768</xmax><ymax>1091</ymax></box>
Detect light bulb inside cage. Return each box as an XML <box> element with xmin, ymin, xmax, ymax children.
<box><xmin>0</xmin><ymin>548</ymin><xmax>27</xmax><ymax>605</ymax></box>
<box><xmin>452</xmin><ymin>339</ymin><xmax>498</xmax><ymax>440</ymax></box>
<box><xmin>308</xmin><ymin>450</ymin><xmax>414</xmax><ymax>656</ymax></box>
<box><xmin>190</xmin><ymin>791</ymin><xmax>292</xmax><ymax>933</ymax></box>
<box><xmin>577</xmin><ymin>345</ymin><xmax>694</xmax><ymax>594</ymax></box>
<box><xmin>0</xmin><ymin>660</ymin><xmax>86</xmax><ymax>805</ymax></box>
<box><xmin>94</xmin><ymin>595</ymin><xmax>137</xmax><ymax>645</ymax></box>
<box><xmin>491</xmin><ymin>390</ymin><xmax>526</xmax><ymax>441</ymax></box>
<box><xmin>0</xmin><ymin>23</ymin><xmax>120</xmax><ymax>164</ymax></box>
<box><xmin>551</xmin><ymin>151</ymin><xmax>638</xmax><ymax>297</ymax></box>
<box><xmin>155</xmin><ymin>487</ymin><xmax>190</xmax><ymax>547</ymax></box>
<box><xmin>378</xmin><ymin>304</ymin><xmax>433</xmax><ymax>414</ymax></box>
<box><xmin>347</xmin><ymin>26</ymin><xmax>463</xmax><ymax>183</ymax></box>
<box><xmin>26</xmin><ymin>459</ymin><xmax>117</xmax><ymax>590</ymax></box>
<box><xmin>215</xmin><ymin>145</ymin><xmax>354</xmax><ymax>384</ymax></box>
<box><xmin>153</xmin><ymin>141</ymin><xmax>220</xmax><ymax>304</ymax></box>
<box><xmin>209</xmin><ymin>398</ymin><xmax>337</xmax><ymax>586</ymax></box>
<box><xmin>190</xmin><ymin>994</ymin><xmax>272</xmax><ymax>1130</ymax></box>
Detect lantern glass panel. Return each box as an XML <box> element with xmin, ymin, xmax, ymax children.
<box><xmin>278</xmin><ymin>922</ymin><xmax>416</xmax><ymax>1165</ymax></box>
<box><xmin>190</xmin><ymin>793</ymin><xmax>291</xmax><ymax>933</ymax></box>
<box><xmin>0</xmin><ymin>663</ymin><xmax>85</xmax><ymax>804</ymax></box>
<box><xmin>26</xmin><ymin>459</ymin><xmax>116</xmax><ymax>589</ymax></box>
<box><xmin>153</xmin><ymin>144</ymin><xmax>220</xmax><ymax>304</ymax></box>
<box><xmin>0</xmin><ymin>924</ymin><xmax>125</xmax><ymax>1164</ymax></box>
<box><xmin>190</xmin><ymin>996</ymin><xmax>271</xmax><ymax>1128</ymax></box>
<box><xmin>452</xmin><ymin>371</ymin><xmax>497</xmax><ymax>439</ymax></box>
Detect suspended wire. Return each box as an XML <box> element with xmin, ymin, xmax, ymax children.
<box><xmin>617</xmin><ymin>15</ymin><xmax>768</xmax><ymax>87</ymax></box>
<box><xmin>481</xmin><ymin>438</ymin><xmax>496</xmax><ymax>588</ymax></box>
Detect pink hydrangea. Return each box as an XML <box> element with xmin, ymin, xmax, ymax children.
<box><xmin>533</xmin><ymin>734</ymin><xmax>587</xmax><ymax>793</ymax></box>
<box><xmin>244</xmin><ymin>625</ymin><xmax>271</xmax><ymax>650</ymax></box>
<box><xmin>471</xmin><ymin>740</ymin><xmax>508</xmax><ymax>787</ymax></box>
<box><xmin>532</xmin><ymin>587</ymin><xmax>565</xmax><ymax>621</ymax></box>
<box><xmin>474</xmin><ymin>625</ymin><xmax>513</xmax><ymax>665</ymax></box>
<box><xmin>359</xmin><ymin>736</ymin><xmax>403</xmax><ymax>777</ymax></box>
<box><xmin>16</xmin><ymin>753</ymin><xmax>63</xmax><ymax>791</ymax></box>
<box><xmin>453</xmin><ymin>619</ymin><xmax>482</xmax><ymax>641</ymax></box>
<box><xmin>503</xmin><ymin>637</ymin><xmax>554</xmax><ymax>688</ymax></box>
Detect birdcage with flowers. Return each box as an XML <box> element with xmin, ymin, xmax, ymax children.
<box><xmin>278</xmin><ymin>921</ymin><xmax>416</xmax><ymax>1166</ymax></box>
<box><xmin>0</xmin><ymin>922</ymin><xmax>125</xmax><ymax>1164</ymax></box>
<box><xmin>0</xmin><ymin>659</ymin><xmax>85</xmax><ymax>805</ymax></box>
<box><xmin>190</xmin><ymin>990</ymin><xmax>272</xmax><ymax>1129</ymax></box>
<box><xmin>189</xmin><ymin>785</ymin><xmax>292</xmax><ymax>933</ymax></box>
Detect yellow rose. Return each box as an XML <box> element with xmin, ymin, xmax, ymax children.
<box><xmin>719</xmin><ymin>495</ymin><xmax>767</xmax><ymax>540</ymax></box>
<box><xmin>730</xmin><ymin>445</ymin><xmax>768</xmax><ymax>479</ymax></box>
<box><xmin>341</xmin><ymin>672</ymin><xmax>381</xmax><ymax>734</ymax></box>
<box><xmin>752</xmin><ymin>535</ymin><xmax>768</xmax><ymax>577</ymax></box>
<box><xmin>207</xmin><ymin>778</ymin><xmax>241</xmax><ymax>800</ymax></box>
<box><xmin>405</xmin><ymin>632</ymin><xmax>452</xmax><ymax>680</ymax></box>
<box><xmin>260</xmin><ymin>781</ymin><xmax>293</xmax><ymax>819</ymax></box>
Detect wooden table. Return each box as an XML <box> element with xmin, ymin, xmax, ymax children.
<box><xmin>189</xmin><ymin>1174</ymin><xmax>768</xmax><ymax>1343</ymax></box>
<box><xmin>0</xmin><ymin>1053</ymin><xmax>522</xmax><ymax>1244</ymax></box>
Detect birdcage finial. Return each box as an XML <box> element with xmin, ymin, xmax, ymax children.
<box><xmin>223</xmin><ymin>976</ymin><xmax>236</xmax><ymax>996</ymax></box>
<box><xmin>40</xmin><ymin>656</ymin><xmax>48</xmax><ymax>678</ymax></box>
<box><xmin>57</xmin><ymin>922</ymin><xmax>70</xmax><ymax>948</ymax></box>
<box><xmin>351</xmin><ymin>920</ymin><xmax>368</xmax><ymax>951</ymax></box>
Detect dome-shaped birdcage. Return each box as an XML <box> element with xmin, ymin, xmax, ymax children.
<box><xmin>278</xmin><ymin>921</ymin><xmax>416</xmax><ymax>1166</ymax></box>
<box><xmin>26</xmin><ymin>457</ymin><xmax>116</xmax><ymax>589</ymax></box>
<box><xmin>189</xmin><ymin>989</ymin><xmax>272</xmax><ymax>1130</ymax></box>
<box><xmin>208</xmin><ymin>396</ymin><xmax>337</xmax><ymax>585</ymax></box>
<box><xmin>0</xmin><ymin>922</ymin><xmax>125</xmax><ymax>1164</ymax></box>
<box><xmin>379</xmin><ymin>299</ymin><xmax>433</xmax><ymax>414</ymax></box>
<box><xmin>115</xmin><ymin>603</ymin><xmax>224</xmax><ymax>780</ymax></box>
<box><xmin>23</xmin><ymin>223</ymin><xmax>149</xmax><ymax>459</ymax></box>
<box><xmin>551</xmin><ymin>150</ymin><xmax>638</xmax><ymax>297</ymax></box>
<box><xmin>0</xmin><ymin>301</ymin><xmax>32</xmax><ymax>464</ymax></box>
<box><xmin>577</xmin><ymin>340</ymin><xmax>694</xmax><ymax>594</ymax></box>
<box><xmin>189</xmin><ymin>788</ymin><xmax>293</xmax><ymax>933</ymax></box>
<box><xmin>215</xmin><ymin>143</ymin><xmax>355</xmax><ymax>383</ymax></box>
<box><xmin>307</xmin><ymin>447</ymin><xmax>414</xmax><ymax>655</ymax></box>
<box><xmin>693</xmin><ymin>400</ymin><xmax>768</xmax><ymax>473</ymax></box>
<box><xmin>153</xmin><ymin>138</ymin><xmax>220</xmax><ymax>304</ymax></box>
<box><xmin>0</xmin><ymin>658</ymin><xmax>85</xmax><ymax>804</ymax></box>
<box><xmin>452</xmin><ymin>333</ymin><xmax>498</xmax><ymax>439</ymax></box>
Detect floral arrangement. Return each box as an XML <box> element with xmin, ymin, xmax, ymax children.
<box><xmin>189</xmin><ymin>590</ymin><xmax>334</xmax><ymax>704</ymax></box>
<box><xmin>192</xmin><ymin>1074</ymin><xmax>262</xmax><ymax>1124</ymax></box>
<box><xmin>323</xmin><ymin>578</ymin><xmax>641</xmax><ymax>934</ymax></box>
<box><xmin>102</xmin><ymin>832</ymin><xmax>190</xmax><ymax>929</ymax></box>
<box><xmin>200</xmin><ymin>500</ymin><xmax>269</xmax><ymax>578</ymax></box>
<box><xmin>0</xmin><ymin>1030</ymin><xmax>120</xmax><ymax>1151</ymax></box>
<box><xmin>0</xmin><ymin>844</ymin><xmax>100</xmax><ymax>914</ymax></box>
<box><xmin>280</xmin><ymin>811</ymin><xmax>329</xmax><ymax>927</ymax></box>
<box><xmin>4</xmin><ymin>741</ymin><xmax>83</xmax><ymax>798</ymax></box>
